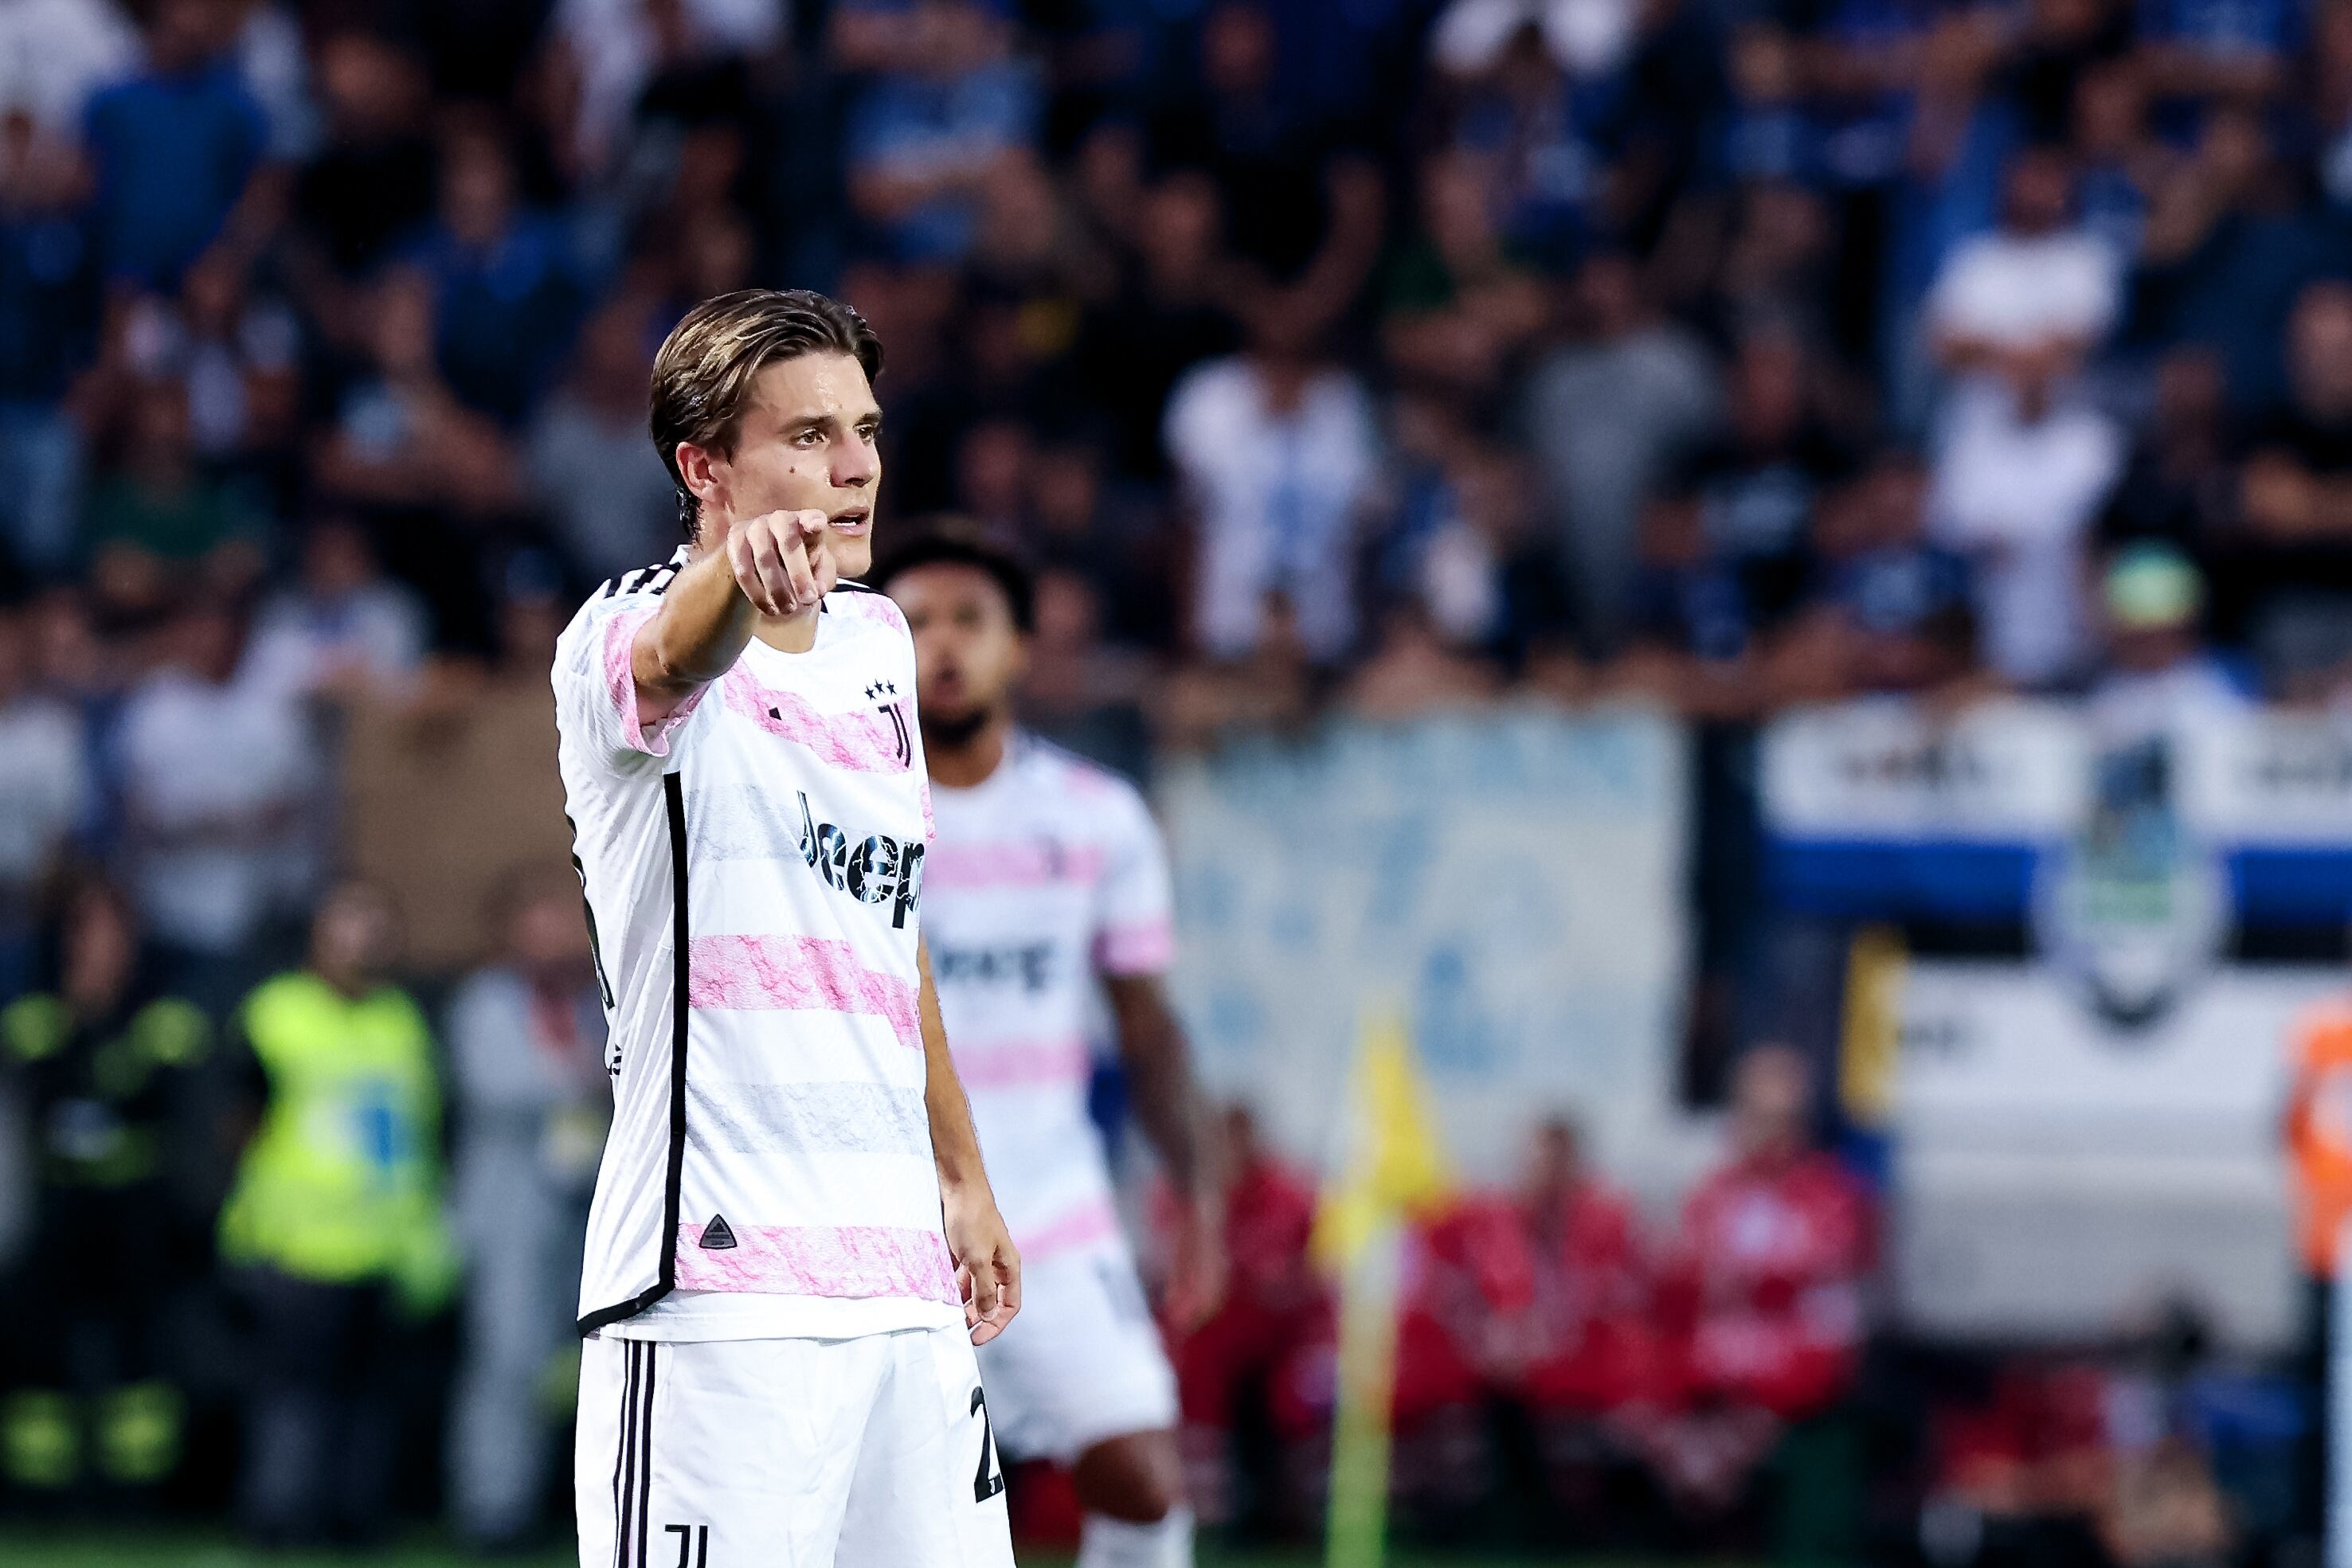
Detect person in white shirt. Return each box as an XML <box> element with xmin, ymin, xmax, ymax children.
<box><xmin>1923</xmin><ymin>147</ymin><xmax>2128</xmax><ymax>690</ymax></box>
<box><xmin>1926</xmin><ymin>144</ymin><xmax>2121</xmax><ymax>390</ymax></box>
<box><xmin>1928</xmin><ymin>381</ymin><xmax>2123</xmax><ymax>688</ymax></box>
<box><xmin>239</xmin><ymin>517</ymin><xmax>429</xmax><ymax>702</ymax></box>
<box><xmin>554</xmin><ymin>288</ymin><xmax>1019</xmax><ymax>1568</ymax></box>
<box><xmin>1164</xmin><ymin>315</ymin><xmax>1380</xmax><ymax>664</ymax></box>
<box><xmin>878</xmin><ymin>532</ymin><xmax>1222</xmax><ymax>1568</ymax></box>
<box><xmin>117</xmin><ymin>602</ymin><xmax>319</xmax><ymax>960</ymax></box>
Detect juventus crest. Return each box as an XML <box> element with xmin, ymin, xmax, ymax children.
<box><xmin>867</xmin><ymin>679</ymin><xmax>912</xmax><ymax>768</ymax></box>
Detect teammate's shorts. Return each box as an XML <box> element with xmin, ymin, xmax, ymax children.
<box><xmin>575</xmin><ymin>1324</ymin><xmax>1015</xmax><ymax>1568</ymax></box>
<box><xmin>975</xmin><ymin>1239</ymin><xmax>1180</xmax><ymax>1463</ymax></box>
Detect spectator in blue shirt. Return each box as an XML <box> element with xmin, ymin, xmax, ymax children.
<box><xmin>0</xmin><ymin>111</ymin><xmax>100</xmax><ymax>578</ymax></box>
<box><xmin>401</xmin><ymin>125</ymin><xmax>586</xmax><ymax>428</ymax></box>
<box><xmin>1782</xmin><ymin>448</ymin><xmax>1980</xmax><ymax>698</ymax></box>
<box><xmin>1446</xmin><ymin>19</ymin><xmax>1626</xmax><ymax>268</ymax></box>
<box><xmin>81</xmin><ymin>0</ymin><xmax>267</xmax><ymax>291</ymax></box>
<box><xmin>1716</xmin><ymin>24</ymin><xmax>1823</xmax><ymax>190</ymax></box>
<box><xmin>2138</xmin><ymin>0</ymin><xmax>2298</xmax><ymax>105</ymax></box>
<box><xmin>1622</xmin><ymin>487</ymin><xmax>1767</xmax><ymax>718</ymax></box>
<box><xmin>844</xmin><ymin>0</ymin><xmax>1041</xmax><ymax>264</ymax></box>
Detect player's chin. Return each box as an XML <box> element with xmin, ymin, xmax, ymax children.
<box><xmin>829</xmin><ymin>522</ymin><xmax>875</xmax><ymax>582</ymax></box>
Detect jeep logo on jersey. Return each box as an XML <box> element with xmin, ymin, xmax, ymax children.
<box><xmin>933</xmin><ymin>941</ymin><xmax>1054</xmax><ymax>992</ymax></box>
<box><xmin>796</xmin><ymin>791</ymin><xmax>924</xmax><ymax>927</ymax></box>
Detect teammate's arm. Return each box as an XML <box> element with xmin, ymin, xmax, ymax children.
<box><xmin>629</xmin><ymin>510</ymin><xmax>837</xmax><ymax>725</ymax></box>
<box><xmin>918</xmin><ymin>939</ymin><xmax>1023</xmax><ymax>1344</ymax></box>
<box><xmin>1106</xmin><ymin>973</ymin><xmax>1227</xmax><ymax>1328</ymax></box>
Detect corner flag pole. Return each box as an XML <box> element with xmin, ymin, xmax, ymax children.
<box><xmin>1315</xmin><ymin>1008</ymin><xmax>1452</xmax><ymax>1568</ymax></box>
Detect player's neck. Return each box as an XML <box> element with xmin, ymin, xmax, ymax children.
<box><xmin>751</xmin><ymin>606</ymin><xmax>820</xmax><ymax>654</ymax></box>
<box><xmin>925</xmin><ymin>714</ymin><xmax>1012</xmax><ymax>790</ymax></box>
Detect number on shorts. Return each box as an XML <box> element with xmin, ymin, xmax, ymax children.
<box><xmin>663</xmin><ymin>1523</ymin><xmax>709</xmax><ymax>1567</ymax></box>
<box><xmin>969</xmin><ymin>1386</ymin><xmax>1005</xmax><ymax>1503</ymax></box>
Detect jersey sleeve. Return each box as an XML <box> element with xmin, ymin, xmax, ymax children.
<box><xmin>551</xmin><ymin>590</ymin><xmax>710</xmax><ymax>772</ymax></box>
<box><xmin>1092</xmin><ymin>776</ymin><xmax>1176</xmax><ymax>976</ymax></box>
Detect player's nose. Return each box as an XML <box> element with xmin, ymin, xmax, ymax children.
<box><xmin>833</xmin><ymin>438</ymin><xmax>879</xmax><ymax>488</ymax></box>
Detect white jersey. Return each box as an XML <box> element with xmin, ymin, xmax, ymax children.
<box><xmin>924</xmin><ymin>733</ymin><xmax>1175</xmax><ymax>1262</ymax></box>
<box><xmin>554</xmin><ymin>548</ymin><xmax>957</xmax><ymax>1342</ymax></box>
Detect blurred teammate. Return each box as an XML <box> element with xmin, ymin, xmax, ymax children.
<box><xmin>553</xmin><ymin>290</ymin><xmax>1019</xmax><ymax>1568</ymax></box>
<box><xmin>879</xmin><ymin>533</ymin><xmax>1222</xmax><ymax>1568</ymax></box>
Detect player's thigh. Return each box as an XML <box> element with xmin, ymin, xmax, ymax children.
<box><xmin>575</xmin><ymin>1335</ymin><xmax>886</xmax><ymax>1568</ymax></box>
<box><xmin>977</xmin><ymin>1243</ymin><xmax>1180</xmax><ymax>1463</ymax></box>
<box><xmin>835</xmin><ymin>1326</ymin><xmax>1015</xmax><ymax>1568</ymax></box>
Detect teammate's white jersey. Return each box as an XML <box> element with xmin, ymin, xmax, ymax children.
<box><xmin>554</xmin><ymin>548</ymin><xmax>956</xmax><ymax>1342</ymax></box>
<box><xmin>923</xmin><ymin>733</ymin><xmax>1175</xmax><ymax>1261</ymax></box>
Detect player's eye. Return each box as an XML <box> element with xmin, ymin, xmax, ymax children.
<box><xmin>857</xmin><ymin>420</ymin><xmax>882</xmax><ymax>443</ymax></box>
<box><xmin>794</xmin><ymin>428</ymin><xmax>826</xmax><ymax>448</ymax></box>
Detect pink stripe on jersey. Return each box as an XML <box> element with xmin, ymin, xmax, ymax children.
<box><xmin>828</xmin><ymin>590</ymin><xmax>908</xmax><ymax>632</ymax></box>
<box><xmin>1095</xmin><ymin>918</ymin><xmax>1176</xmax><ymax>975</ymax></box>
<box><xmin>721</xmin><ymin>666</ymin><xmax>909</xmax><ymax>773</ymax></box>
<box><xmin>926</xmin><ymin>840</ymin><xmax>1106</xmax><ymax>891</ymax></box>
<box><xmin>687</xmin><ymin>934</ymin><xmax>921</xmax><ymax>1048</ymax></box>
<box><xmin>673</xmin><ymin>1221</ymin><xmax>959</xmax><ymax>1302</ymax></box>
<box><xmin>604</xmin><ymin>606</ymin><xmax>706</xmax><ymax>756</ymax></box>
<box><xmin>1019</xmin><ymin>1197</ymin><xmax>1123</xmax><ymax>1260</ymax></box>
<box><xmin>955</xmin><ymin>1035</ymin><xmax>1090</xmax><ymax>1089</ymax></box>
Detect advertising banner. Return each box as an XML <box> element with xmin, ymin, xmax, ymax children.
<box><xmin>1762</xmin><ymin>698</ymin><xmax>2352</xmax><ymax>1348</ymax></box>
<box><xmin>1162</xmin><ymin>706</ymin><xmax>1692</xmax><ymax>1186</ymax></box>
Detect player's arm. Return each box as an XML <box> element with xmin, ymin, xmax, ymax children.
<box><xmin>918</xmin><ymin>939</ymin><xmax>1022</xmax><ymax>1344</ymax></box>
<box><xmin>1106</xmin><ymin>972</ymin><xmax>1227</xmax><ymax>1328</ymax></box>
<box><xmin>630</xmin><ymin>509</ymin><xmax>836</xmax><ymax>725</ymax></box>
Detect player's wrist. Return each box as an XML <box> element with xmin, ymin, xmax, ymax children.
<box><xmin>936</xmin><ymin>1152</ymin><xmax>989</xmax><ymax>1198</ymax></box>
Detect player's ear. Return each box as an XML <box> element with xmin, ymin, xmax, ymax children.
<box><xmin>676</xmin><ymin>440</ymin><xmax>729</xmax><ymax>534</ymax></box>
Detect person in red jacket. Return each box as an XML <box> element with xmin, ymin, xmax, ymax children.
<box><xmin>1516</xmin><ymin>1116</ymin><xmax>1659</xmax><ymax>1418</ymax></box>
<box><xmin>1646</xmin><ymin>1045</ymin><xmax>1875</xmax><ymax>1516</ymax></box>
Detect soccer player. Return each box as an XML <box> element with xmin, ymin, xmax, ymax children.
<box><xmin>876</xmin><ymin>534</ymin><xmax>1223</xmax><ymax>1568</ymax></box>
<box><xmin>553</xmin><ymin>290</ymin><xmax>1021</xmax><ymax>1568</ymax></box>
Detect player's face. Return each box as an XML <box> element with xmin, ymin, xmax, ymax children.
<box><xmin>891</xmin><ymin>563</ymin><xmax>1026</xmax><ymax>729</ymax></box>
<box><xmin>696</xmin><ymin>352</ymin><xmax>884</xmax><ymax>579</ymax></box>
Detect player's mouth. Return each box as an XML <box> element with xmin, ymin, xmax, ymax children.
<box><xmin>828</xmin><ymin>508</ymin><xmax>871</xmax><ymax>536</ymax></box>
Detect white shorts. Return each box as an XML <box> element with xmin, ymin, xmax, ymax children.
<box><xmin>575</xmin><ymin>1325</ymin><xmax>1015</xmax><ymax>1568</ymax></box>
<box><xmin>976</xmin><ymin>1240</ymin><xmax>1180</xmax><ymax>1463</ymax></box>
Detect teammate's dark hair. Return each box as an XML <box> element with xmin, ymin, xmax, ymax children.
<box><xmin>871</xmin><ymin>528</ymin><xmax>1035</xmax><ymax>633</ymax></box>
<box><xmin>649</xmin><ymin>288</ymin><xmax>884</xmax><ymax>538</ymax></box>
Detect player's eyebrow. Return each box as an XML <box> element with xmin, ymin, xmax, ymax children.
<box><xmin>781</xmin><ymin>405</ymin><xmax>883</xmax><ymax>434</ymax></box>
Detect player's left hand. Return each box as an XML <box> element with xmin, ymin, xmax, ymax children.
<box><xmin>944</xmin><ymin>1181</ymin><xmax>1022</xmax><ymax>1345</ymax></box>
<box><xmin>1161</xmin><ymin>1192</ymin><xmax>1227</xmax><ymax>1332</ymax></box>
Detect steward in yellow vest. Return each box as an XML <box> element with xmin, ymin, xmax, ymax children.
<box><xmin>218</xmin><ymin>882</ymin><xmax>453</xmax><ymax>1548</ymax></box>
<box><xmin>217</xmin><ymin>967</ymin><xmax>453</xmax><ymax>1307</ymax></box>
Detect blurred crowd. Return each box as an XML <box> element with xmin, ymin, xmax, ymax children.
<box><xmin>0</xmin><ymin>0</ymin><xmax>2346</xmax><ymax>1553</ymax></box>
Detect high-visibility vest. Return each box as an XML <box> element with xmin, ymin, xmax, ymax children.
<box><xmin>217</xmin><ymin>972</ymin><xmax>453</xmax><ymax>1308</ymax></box>
<box><xmin>2287</xmin><ymin>1000</ymin><xmax>2352</xmax><ymax>1277</ymax></box>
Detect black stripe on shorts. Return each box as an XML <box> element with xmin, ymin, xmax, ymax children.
<box><xmin>636</xmin><ymin>1343</ymin><xmax>658</xmax><ymax>1568</ymax></box>
<box><xmin>614</xmin><ymin>1342</ymin><xmax>641</xmax><ymax>1568</ymax></box>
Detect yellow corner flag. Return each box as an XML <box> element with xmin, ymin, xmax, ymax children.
<box><xmin>1314</xmin><ymin>1008</ymin><xmax>1454</xmax><ymax>1568</ymax></box>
